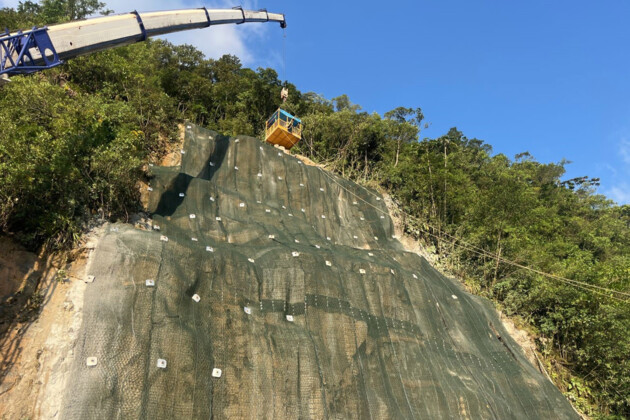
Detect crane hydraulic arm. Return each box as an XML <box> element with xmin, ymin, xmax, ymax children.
<box><xmin>0</xmin><ymin>7</ymin><xmax>286</xmax><ymax>78</ymax></box>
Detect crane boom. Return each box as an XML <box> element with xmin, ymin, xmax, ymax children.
<box><xmin>0</xmin><ymin>7</ymin><xmax>286</xmax><ymax>77</ymax></box>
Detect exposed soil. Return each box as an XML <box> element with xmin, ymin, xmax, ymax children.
<box><xmin>157</xmin><ymin>123</ymin><xmax>186</xmax><ymax>167</ymax></box>
<box><xmin>293</xmin><ymin>151</ymin><xmax>326</xmax><ymax>168</ymax></box>
<box><xmin>0</xmin><ymin>227</ymin><xmax>103</xmax><ymax>419</ymax></box>
<box><xmin>382</xmin><ymin>192</ymin><xmax>440</xmax><ymax>264</ymax></box>
<box><xmin>0</xmin><ymin>238</ymin><xmax>39</xmax><ymax>298</ymax></box>
<box><xmin>138</xmin><ymin>124</ymin><xmax>186</xmax><ymax>220</ymax></box>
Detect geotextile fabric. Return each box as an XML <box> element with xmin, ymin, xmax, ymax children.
<box><xmin>61</xmin><ymin>124</ymin><xmax>578</xmax><ymax>419</ymax></box>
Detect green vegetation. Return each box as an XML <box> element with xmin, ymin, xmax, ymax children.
<box><xmin>1</xmin><ymin>1</ymin><xmax>629</xmax><ymax>417</ymax></box>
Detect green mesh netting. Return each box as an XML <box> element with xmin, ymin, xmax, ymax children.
<box><xmin>61</xmin><ymin>124</ymin><xmax>578</xmax><ymax>419</ymax></box>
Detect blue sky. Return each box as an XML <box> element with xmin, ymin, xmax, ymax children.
<box><xmin>3</xmin><ymin>0</ymin><xmax>629</xmax><ymax>203</ymax></box>
<box><xmin>255</xmin><ymin>0</ymin><xmax>630</xmax><ymax>204</ymax></box>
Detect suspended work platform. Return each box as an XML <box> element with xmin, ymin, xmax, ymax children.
<box><xmin>265</xmin><ymin>108</ymin><xmax>302</xmax><ymax>150</ymax></box>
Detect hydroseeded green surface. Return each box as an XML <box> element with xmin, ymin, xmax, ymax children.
<box><xmin>61</xmin><ymin>124</ymin><xmax>578</xmax><ymax>419</ymax></box>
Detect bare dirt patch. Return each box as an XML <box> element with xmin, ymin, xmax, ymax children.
<box><xmin>157</xmin><ymin>123</ymin><xmax>185</xmax><ymax>167</ymax></box>
<box><xmin>0</xmin><ymin>227</ymin><xmax>103</xmax><ymax>419</ymax></box>
<box><xmin>138</xmin><ymin>124</ymin><xmax>186</xmax><ymax>211</ymax></box>
<box><xmin>382</xmin><ymin>192</ymin><xmax>439</xmax><ymax>265</ymax></box>
<box><xmin>0</xmin><ymin>238</ymin><xmax>40</xmax><ymax>299</ymax></box>
<box><xmin>137</xmin><ymin>180</ymin><xmax>152</xmax><ymax>210</ymax></box>
<box><xmin>294</xmin><ymin>152</ymin><xmax>326</xmax><ymax>168</ymax></box>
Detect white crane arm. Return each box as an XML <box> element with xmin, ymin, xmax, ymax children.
<box><xmin>0</xmin><ymin>7</ymin><xmax>286</xmax><ymax>77</ymax></box>
<box><xmin>48</xmin><ymin>8</ymin><xmax>286</xmax><ymax>59</ymax></box>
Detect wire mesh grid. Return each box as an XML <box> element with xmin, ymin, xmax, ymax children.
<box><xmin>61</xmin><ymin>124</ymin><xmax>578</xmax><ymax>419</ymax></box>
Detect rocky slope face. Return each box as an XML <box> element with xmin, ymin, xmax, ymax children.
<box><xmin>56</xmin><ymin>124</ymin><xmax>577</xmax><ymax>419</ymax></box>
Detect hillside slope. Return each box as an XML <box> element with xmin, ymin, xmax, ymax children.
<box><xmin>60</xmin><ymin>124</ymin><xmax>577</xmax><ymax>419</ymax></box>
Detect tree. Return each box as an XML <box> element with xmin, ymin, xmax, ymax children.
<box><xmin>332</xmin><ymin>94</ymin><xmax>361</xmax><ymax>113</ymax></box>
<box><xmin>384</xmin><ymin>107</ymin><xmax>424</xmax><ymax>167</ymax></box>
<box><xmin>0</xmin><ymin>77</ymin><xmax>142</xmax><ymax>248</ymax></box>
<box><xmin>17</xmin><ymin>0</ymin><xmax>110</xmax><ymax>25</ymax></box>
